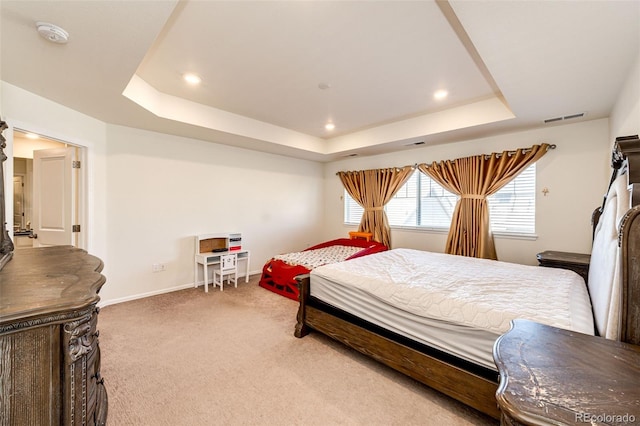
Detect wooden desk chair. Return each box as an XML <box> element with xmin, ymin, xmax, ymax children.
<box><xmin>213</xmin><ymin>253</ymin><xmax>238</xmax><ymax>291</ymax></box>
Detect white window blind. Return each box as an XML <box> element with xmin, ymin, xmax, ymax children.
<box><xmin>344</xmin><ymin>165</ymin><xmax>537</xmax><ymax>236</ymax></box>
<box><xmin>385</xmin><ymin>172</ymin><xmax>419</xmax><ymax>227</ymax></box>
<box><xmin>487</xmin><ymin>165</ymin><xmax>536</xmax><ymax>234</ymax></box>
<box><xmin>344</xmin><ymin>193</ymin><xmax>364</xmax><ymax>224</ymax></box>
<box><xmin>418</xmin><ymin>173</ymin><xmax>457</xmax><ymax>228</ymax></box>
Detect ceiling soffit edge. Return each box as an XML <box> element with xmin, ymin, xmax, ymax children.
<box><xmin>123</xmin><ymin>75</ymin><xmax>516</xmax><ymax>158</ymax></box>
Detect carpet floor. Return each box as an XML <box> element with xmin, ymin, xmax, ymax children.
<box><xmin>99</xmin><ymin>275</ymin><xmax>497</xmax><ymax>426</ymax></box>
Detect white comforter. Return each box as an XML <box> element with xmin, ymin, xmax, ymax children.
<box><xmin>311</xmin><ymin>248</ymin><xmax>594</xmax><ymax>335</ymax></box>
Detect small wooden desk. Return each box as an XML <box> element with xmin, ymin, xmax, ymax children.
<box><xmin>494</xmin><ymin>319</ymin><xmax>640</xmax><ymax>426</ymax></box>
<box><xmin>194</xmin><ymin>249</ymin><xmax>250</xmax><ymax>292</ymax></box>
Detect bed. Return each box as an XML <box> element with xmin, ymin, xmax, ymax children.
<box><xmin>294</xmin><ymin>136</ymin><xmax>640</xmax><ymax>419</ymax></box>
<box><xmin>258</xmin><ymin>237</ymin><xmax>387</xmax><ymax>300</ymax></box>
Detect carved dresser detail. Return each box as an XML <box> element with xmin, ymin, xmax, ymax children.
<box><xmin>494</xmin><ymin>319</ymin><xmax>640</xmax><ymax>426</ymax></box>
<box><xmin>0</xmin><ymin>246</ymin><xmax>108</xmax><ymax>425</ymax></box>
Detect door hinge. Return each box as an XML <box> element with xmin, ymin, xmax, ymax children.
<box><xmin>72</xmin><ymin>161</ymin><xmax>81</xmax><ymax>169</ymax></box>
<box><xmin>72</xmin><ymin>225</ymin><xmax>81</xmax><ymax>233</ymax></box>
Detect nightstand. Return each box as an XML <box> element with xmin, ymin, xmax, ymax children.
<box><xmin>536</xmin><ymin>250</ymin><xmax>590</xmax><ymax>283</ymax></box>
<box><xmin>494</xmin><ymin>319</ymin><xmax>640</xmax><ymax>426</ymax></box>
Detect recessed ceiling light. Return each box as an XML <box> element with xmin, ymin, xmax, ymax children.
<box><xmin>319</xmin><ymin>83</ymin><xmax>334</xmax><ymax>131</ymax></box>
<box><xmin>433</xmin><ymin>90</ymin><xmax>448</xmax><ymax>100</ymax></box>
<box><xmin>25</xmin><ymin>133</ymin><xmax>40</xmax><ymax>140</ymax></box>
<box><xmin>183</xmin><ymin>73</ymin><xmax>202</xmax><ymax>85</ymax></box>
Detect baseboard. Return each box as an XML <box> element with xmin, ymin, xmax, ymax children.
<box><xmin>99</xmin><ymin>270</ymin><xmax>260</xmax><ymax>308</ymax></box>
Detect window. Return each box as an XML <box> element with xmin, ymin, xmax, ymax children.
<box><xmin>344</xmin><ymin>165</ymin><xmax>537</xmax><ymax>236</ymax></box>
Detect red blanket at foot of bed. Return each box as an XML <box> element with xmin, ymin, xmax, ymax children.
<box><xmin>258</xmin><ymin>238</ymin><xmax>387</xmax><ymax>301</ymax></box>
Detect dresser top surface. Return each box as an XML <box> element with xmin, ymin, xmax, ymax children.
<box><xmin>494</xmin><ymin>319</ymin><xmax>640</xmax><ymax>425</ymax></box>
<box><xmin>0</xmin><ymin>246</ymin><xmax>105</xmax><ymax>324</ymax></box>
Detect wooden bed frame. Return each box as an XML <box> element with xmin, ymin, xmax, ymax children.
<box><xmin>294</xmin><ymin>136</ymin><xmax>640</xmax><ymax>419</ymax></box>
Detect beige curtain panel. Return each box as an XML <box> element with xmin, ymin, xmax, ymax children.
<box><xmin>418</xmin><ymin>143</ymin><xmax>551</xmax><ymax>260</ymax></box>
<box><xmin>337</xmin><ymin>165</ymin><xmax>414</xmax><ymax>247</ymax></box>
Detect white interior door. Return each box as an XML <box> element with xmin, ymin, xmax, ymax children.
<box><xmin>13</xmin><ymin>175</ymin><xmax>25</xmax><ymax>231</ymax></box>
<box><xmin>33</xmin><ymin>147</ymin><xmax>76</xmax><ymax>247</ymax></box>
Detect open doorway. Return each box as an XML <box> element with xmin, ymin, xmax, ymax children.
<box><xmin>12</xmin><ymin>129</ymin><xmax>86</xmax><ymax>249</ymax></box>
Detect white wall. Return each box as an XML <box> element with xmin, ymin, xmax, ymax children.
<box><xmin>1</xmin><ymin>82</ymin><xmax>109</xmax><ymax>264</ymax></box>
<box><xmin>323</xmin><ymin>119</ymin><xmax>611</xmax><ymax>265</ymax></box>
<box><xmin>101</xmin><ymin>125</ymin><xmax>324</xmax><ymax>304</ymax></box>
<box><xmin>610</xmin><ymin>54</ymin><xmax>640</xmax><ymax>141</ymax></box>
<box><xmin>1</xmin><ymin>82</ymin><xmax>325</xmax><ymax>305</ymax></box>
<box><xmin>13</xmin><ymin>136</ymin><xmax>66</xmax><ymax>158</ymax></box>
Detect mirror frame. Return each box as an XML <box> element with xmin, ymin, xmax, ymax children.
<box><xmin>1</xmin><ymin>118</ymin><xmax>14</xmax><ymax>270</ymax></box>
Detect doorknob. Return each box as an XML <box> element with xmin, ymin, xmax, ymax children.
<box><xmin>30</xmin><ymin>233</ymin><xmax>37</xmax><ymax>239</ymax></box>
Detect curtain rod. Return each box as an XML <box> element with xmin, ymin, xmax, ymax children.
<box><xmin>486</xmin><ymin>143</ymin><xmax>557</xmax><ymax>156</ymax></box>
<box><xmin>419</xmin><ymin>143</ymin><xmax>557</xmax><ymax>165</ymax></box>
<box><xmin>337</xmin><ymin>144</ymin><xmax>556</xmax><ymax>174</ymax></box>
<box><xmin>335</xmin><ymin>165</ymin><xmax>415</xmax><ymax>176</ymax></box>
<box><xmin>496</xmin><ymin>143</ymin><xmax>556</xmax><ymax>157</ymax></box>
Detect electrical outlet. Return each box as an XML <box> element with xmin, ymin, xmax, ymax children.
<box><xmin>152</xmin><ymin>263</ymin><xmax>166</xmax><ymax>272</ymax></box>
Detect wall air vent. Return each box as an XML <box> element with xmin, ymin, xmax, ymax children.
<box><xmin>544</xmin><ymin>112</ymin><xmax>585</xmax><ymax>124</ymax></box>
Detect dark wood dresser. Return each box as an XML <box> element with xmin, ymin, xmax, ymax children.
<box><xmin>494</xmin><ymin>319</ymin><xmax>640</xmax><ymax>426</ymax></box>
<box><xmin>0</xmin><ymin>246</ymin><xmax>108</xmax><ymax>425</ymax></box>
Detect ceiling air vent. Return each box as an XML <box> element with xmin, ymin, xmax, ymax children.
<box><xmin>544</xmin><ymin>112</ymin><xmax>585</xmax><ymax>124</ymax></box>
<box><xmin>563</xmin><ymin>112</ymin><xmax>585</xmax><ymax>120</ymax></box>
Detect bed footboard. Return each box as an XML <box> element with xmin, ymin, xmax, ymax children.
<box><xmin>294</xmin><ymin>274</ymin><xmax>311</xmax><ymax>338</ymax></box>
<box><xmin>294</xmin><ymin>274</ymin><xmax>500</xmax><ymax>419</ymax></box>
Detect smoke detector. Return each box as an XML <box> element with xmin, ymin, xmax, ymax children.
<box><xmin>36</xmin><ymin>22</ymin><xmax>69</xmax><ymax>44</ymax></box>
